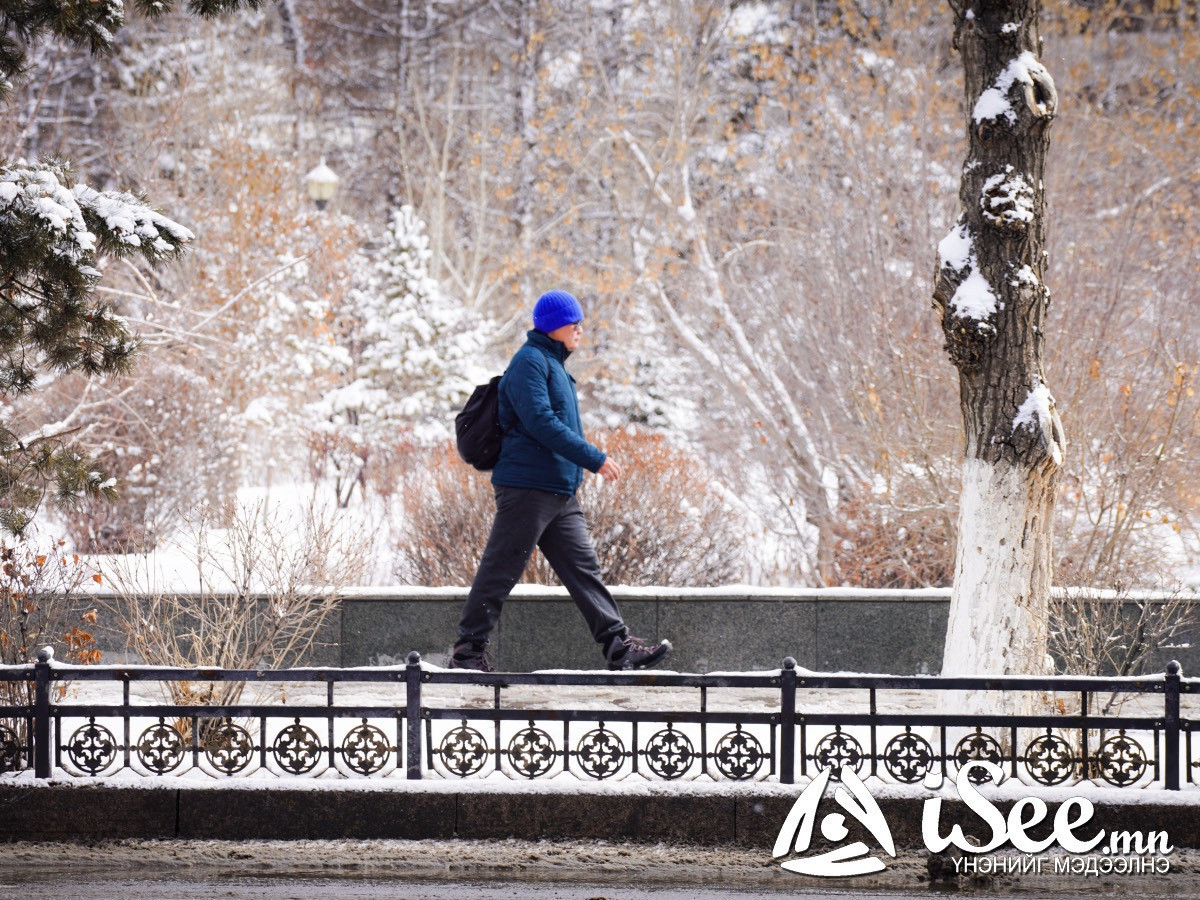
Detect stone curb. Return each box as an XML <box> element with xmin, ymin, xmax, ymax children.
<box><xmin>2</xmin><ymin>784</ymin><xmax>1199</xmax><ymax>849</ymax></box>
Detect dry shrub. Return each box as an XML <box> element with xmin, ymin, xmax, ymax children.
<box><xmin>361</xmin><ymin>433</ymin><xmax>423</xmax><ymax>506</ymax></box>
<box><xmin>575</xmin><ymin>429</ymin><xmax>744</xmax><ymax>586</ymax></box>
<box><xmin>0</xmin><ymin>541</ymin><xmax>102</xmax><ymax>667</ymax></box>
<box><xmin>1053</xmin><ymin>359</ymin><xmax>1200</xmax><ymax>588</ymax></box>
<box><xmin>306</xmin><ymin>427</ymin><xmax>421</xmax><ymax>509</ymax></box>
<box><xmin>306</xmin><ymin>428</ymin><xmax>369</xmax><ymax>509</ymax></box>
<box><xmin>102</xmin><ymin>500</ymin><xmax>368</xmax><ymax>740</ymax></box>
<box><xmin>1048</xmin><ymin>582</ymin><xmax>1198</xmax><ymax>716</ymax></box>
<box><xmin>0</xmin><ymin>541</ymin><xmax>102</xmax><ymax>764</ymax></box>
<box><xmin>104</xmin><ymin>500</ymin><xmax>366</xmax><ymax>676</ymax></box>
<box><xmin>56</xmin><ymin>365</ymin><xmax>238</xmax><ymax>552</ymax></box>
<box><xmin>1049</xmin><ymin>582</ymin><xmax>1196</xmax><ymax>679</ymax></box>
<box><xmin>395</xmin><ymin>429</ymin><xmax>744</xmax><ymax>587</ymax></box>
<box><xmin>394</xmin><ymin>446</ymin><xmax>495</xmax><ymax>587</ymax></box>
<box><xmin>831</xmin><ymin>485</ymin><xmax>955</xmax><ymax>588</ymax></box>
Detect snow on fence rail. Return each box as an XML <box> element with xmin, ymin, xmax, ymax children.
<box><xmin>0</xmin><ymin>652</ymin><xmax>1196</xmax><ymax>788</ymax></box>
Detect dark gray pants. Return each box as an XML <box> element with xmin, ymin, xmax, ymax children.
<box><xmin>457</xmin><ymin>486</ymin><xmax>626</xmax><ymax>648</ymax></box>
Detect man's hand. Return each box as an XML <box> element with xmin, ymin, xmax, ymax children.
<box><xmin>598</xmin><ymin>458</ymin><xmax>622</xmax><ymax>482</ymax></box>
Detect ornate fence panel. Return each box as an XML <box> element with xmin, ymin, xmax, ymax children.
<box><xmin>0</xmin><ymin>651</ymin><xmax>1196</xmax><ymax>789</ymax></box>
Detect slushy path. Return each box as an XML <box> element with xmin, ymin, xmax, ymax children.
<box><xmin>4</xmin><ymin>839</ymin><xmax>1200</xmax><ymax>899</ymax></box>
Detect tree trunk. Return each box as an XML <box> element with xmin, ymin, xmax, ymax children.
<box><xmin>934</xmin><ymin>0</ymin><xmax>1064</xmax><ymax>676</ymax></box>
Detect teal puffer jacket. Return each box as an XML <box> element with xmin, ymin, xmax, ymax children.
<box><xmin>492</xmin><ymin>330</ymin><xmax>606</xmax><ymax>495</ymax></box>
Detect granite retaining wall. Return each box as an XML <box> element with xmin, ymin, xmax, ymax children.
<box><xmin>73</xmin><ymin>587</ymin><xmax>1200</xmax><ymax>676</ymax></box>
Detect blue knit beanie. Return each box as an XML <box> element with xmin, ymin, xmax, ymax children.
<box><xmin>532</xmin><ymin>290</ymin><xmax>584</xmax><ymax>333</ymax></box>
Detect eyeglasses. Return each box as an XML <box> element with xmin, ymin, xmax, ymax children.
<box><xmin>571</xmin><ymin>322</ymin><xmax>584</xmax><ymax>332</ymax></box>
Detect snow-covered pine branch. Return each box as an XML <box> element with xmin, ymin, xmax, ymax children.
<box><xmin>0</xmin><ymin>160</ymin><xmax>194</xmax><ymax>533</ymax></box>
<box><xmin>0</xmin><ymin>0</ymin><xmax>264</xmax><ymax>99</ymax></box>
<box><xmin>0</xmin><ymin>161</ymin><xmax>192</xmax><ymax>385</ymax></box>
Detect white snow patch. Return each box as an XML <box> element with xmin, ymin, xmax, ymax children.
<box><xmin>937</xmin><ymin>221</ymin><xmax>973</xmax><ymax>273</ymax></box>
<box><xmin>726</xmin><ymin>2</ymin><xmax>785</xmax><ymax>39</ymax></box>
<box><xmin>973</xmin><ymin>87</ymin><xmax>1015</xmax><ymax>124</ymax></box>
<box><xmin>981</xmin><ymin>167</ymin><xmax>1035</xmax><ymax>227</ymax></box>
<box><xmin>972</xmin><ymin>52</ymin><xmax>1050</xmax><ymax>124</ymax></box>
<box><xmin>1010</xmin><ymin>265</ymin><xmax>1040</xmax><ymax>287</ymax></box>
<box><xmin>545</xmin><ymin>50</ymin><xmax>582</xmax><ymax>91</ymax></box>
<box><xmin>939</xmin><ymin>221</ymin><xmax>998</xmax><ymax>323</ymax></box>
<box><xmin>1013</xmin><ymin>382</ymin><xmax>1063</xmax><ymax>466</ymax></box>
<box><xmin>950</xmin><ymin>268</ymin><xmax>998</xmax><ymax>321</ymax></box>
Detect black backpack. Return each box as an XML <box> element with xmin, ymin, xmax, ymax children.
<box><xmin>455</xmin><ymin>375</ymin><xmax>504</xmax><ymax>470</ymax></box>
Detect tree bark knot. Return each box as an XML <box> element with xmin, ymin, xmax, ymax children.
<box><xmin>1022</xmin><ymin>65</ymin><xmax>1057</xmax><ymax>120</ymax></box>
<box><xmin>971</xmin><ymin>51</ymin><xmax>1058</xmax><ymax>143</ymax></box>
<box><xmin>980</xmin><ymin>166</ymin><xmax>1035</xmax><ymax>231</ymax></box>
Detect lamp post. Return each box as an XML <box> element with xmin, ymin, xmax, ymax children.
<box><xmin>304</xmin><ymin>158</ymin><xmax>339</xmax><ymax>210</ymax></box>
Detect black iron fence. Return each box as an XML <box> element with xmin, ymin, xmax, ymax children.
<box><xmin>0</xmin><ymin>651</ymin><xmax>1196</xmax><ymax>788</ymax></box>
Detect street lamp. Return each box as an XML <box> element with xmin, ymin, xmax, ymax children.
<box><xmin>304</xmin><ymin>158</ymin><xmax>339</xmax><ymax>210</ymax></box>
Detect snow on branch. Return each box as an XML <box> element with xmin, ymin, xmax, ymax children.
<box><xmin>0</xmin><ymin>166</ymin><xmax>92</xmax><ymax>252</ymax></box>
<box><xmin>73</xmin><ymin>184</ymin><xmax>194</xmax><ymax>256</ymax></box>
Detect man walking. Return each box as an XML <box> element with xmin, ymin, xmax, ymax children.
<box><xmin>450</xmin><ymin>289</ymin><xmax>672</xmax><ymax>672</ymax></box>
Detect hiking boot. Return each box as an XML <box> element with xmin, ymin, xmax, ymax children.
<box><xmin>605</xmin><ymin>633</ymin><xmax>672</xmax><ymax>671</ymax></box>
<box><xmin>448</xmin><ymin>640</ymin><xmax>495</xmax><ymax>673</ymax></box>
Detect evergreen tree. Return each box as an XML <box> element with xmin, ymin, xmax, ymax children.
<box><xmin>0</xmin><ymin>0</ymin><xmax>261</xmax><ymax>96</ymax></box>
<box><xmin>0</xmin><ymin>0</ymin><xmax>260</xmax><ymax>534</ymax></box>
<box><xmin>0</xmin><ymin>161</ymin><xmax>194</xmax><ymax>533</ymax></box>
<box><xmin>329</xmin><ymin>206</ymin><xmax>486</xmax><ymax>438</ymax></box>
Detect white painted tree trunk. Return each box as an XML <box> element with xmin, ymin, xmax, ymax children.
<box><xmin>934</xmin><ymin>0</ymin><xmax>1063</xmax><ymax>682</ymax></box>
<box><xmin>941</xmin><ymin>458</ymin><xmax>1056</xmax><ymax>677</ymax></box>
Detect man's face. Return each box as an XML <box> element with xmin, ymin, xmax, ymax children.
<box><xmin>547</xmin><ymin>320</ymin><xmax>584</xmax><ymax>351</ymax></box>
